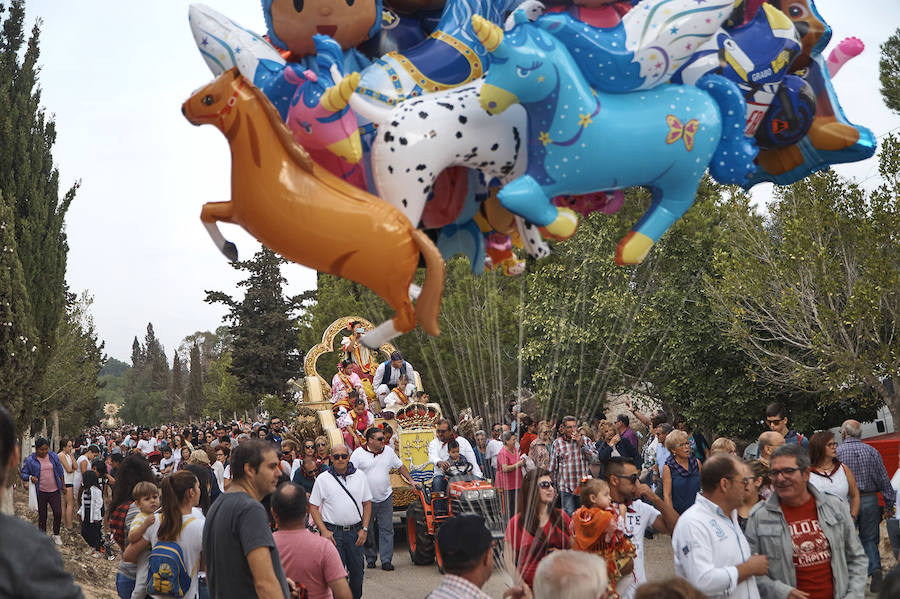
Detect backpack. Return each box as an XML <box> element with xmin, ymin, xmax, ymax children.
<box><xmin>146</xmin><ymin>518</ymin><xmax>197</xmax><ymax>597</ymax></box>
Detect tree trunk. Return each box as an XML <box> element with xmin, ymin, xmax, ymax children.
<box><xmin>886</xmin><ymin>390</ymin><xmax>900</xmax><ymax>434</ymax></box>
<box><xmin>51</xmin><ymin>409</ymin><xmax>59</xmax><ymax>454</ymax></box>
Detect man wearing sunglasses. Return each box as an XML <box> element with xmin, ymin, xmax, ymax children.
<box><xmin>672</xmin><ymin>454</ymin><xmax>767</xmax><ymax>599</ymax></box>
<box><xmin>744</xmin><ymin>444</ymin><xmax>867</xmax><ymax>599</ymax></box>
<box><xmin>350</xmin><ymin>427</ymin><xmax>418</xmax><ymax>571</ymax></box>
<box><xmin>309</xmin><ymin>444</ymin><xmax>373</xmax><ymax>599</ymax></box>
<box><xmin>605</xmin><ymin>457</ymin><xmax>679</xmax><ymax>599</ymax></box>
<box><xmin>765</xmin><ymin>403</ymin><xmax>809</xmax><ymax>451</ymax></box>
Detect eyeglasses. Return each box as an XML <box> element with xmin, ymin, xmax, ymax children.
<box><xmin>538</xmin><ymin>481</ymin><xmax>555</xmax><ymax>489</ymax></box>
<box><xmin>826</xmin><ymin>442</ymin><xmax>837</xmax><ymax>448</ymax></box>
<box><xmin>733</xmin><ymin>476</ymin><xmax>754</xmax><ymax>486</ymax></box>
<box><xmin>676</xmin><ymin>442</ymin><xmax>690</xmax><ymax>448</ymax></box>
<box><xmin>766</xmin><ymin>418</ymin><xmax>784</xmax><ymax>425</ymax></box>
<box><xmin>316</xmin><ymin>442</ymin><xmax>327</xmax><ymax>447</ymax></box>
<box><xmin>304</xmin><ymin>444</ymin><xmax>314</xmax><ymax>449</ymax></box>
<box><xmin>332</xmin><ymin>453</ymin><xmax>349</xmax><ymax>460</ymax></box>
<box><xmin>769</xmin><ymin>467</ymin><xmax>802</xmax><ymax>478</ymax></box>
<box><xmin>372</xmin><ymin>437</ymin><xmax>384</xmax><ymax>442</ymax></box>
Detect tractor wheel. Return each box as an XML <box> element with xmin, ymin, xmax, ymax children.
<box><xmin>406</xmin><ymin>502</ymin><xmax>435</xmax><ymax>565</ymax></box>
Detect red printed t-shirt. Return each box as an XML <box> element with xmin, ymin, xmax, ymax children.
<box><xmin>495</xmin><ymin>447</ymin><xmax>523</xmax><ymax>491</ymax></box>
<box><xmin>780</xmin><ymin>496</ymin><xmax>834</xmax><ymax>599</ymax></box>
<box><xmin>274</xmin><ymin>528</ymin><xmax>347</xmax><ymax>599</ymax></box>
<box><xmin>504</xmin><ymin>511</ymin><xmax>572</xmax><ymax>586</ymax></box>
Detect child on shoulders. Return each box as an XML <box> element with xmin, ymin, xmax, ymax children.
<box><xmin>572</xmin><ymin>477</ymin><xmax>636</xmax><ymax>598</ymax></box>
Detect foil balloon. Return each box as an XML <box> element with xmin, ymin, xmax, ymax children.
<box><xmin>476</xmin><ymin>13</ymin><xmax>755</xmax><ymax>265</ymax></box>
<box><xmin>183</xmin><ymin>69</ymin><xmax>445</xmax><ymax>348</ymax></box>
<box><xmin>746</xmin><ymin>0</ymin><xmax>875</xmax><ymax>186</ymax></box>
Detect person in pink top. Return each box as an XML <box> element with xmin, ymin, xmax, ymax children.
<box><xmin>272</xmin><ymin>482</ymin><xmax>352</xmax><ymax>599</ymax></box>
<box><xmin>20</xmin><ymin>437</ymin><xmax>65</xmax><ymax>544</ymax></box>
<box><xmin>496</xmin><ymin>431</ymin><xmax>526</xmax><ymax>521</ymax></box>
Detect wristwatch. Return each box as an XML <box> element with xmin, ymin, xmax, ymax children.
<box><xmin>362</xmin><ymin>526</ymin><xmax>369</xmax><ymax>532</ymax></box>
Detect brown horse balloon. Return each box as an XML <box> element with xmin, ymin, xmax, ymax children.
<box><xmin>182</xmin><ymin>68</ymin><xmax>444</xmax><ymax>347</ymax></box>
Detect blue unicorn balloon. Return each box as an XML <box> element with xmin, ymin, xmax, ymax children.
<box><xmin>475</xmin><ymin>13</ymin><xmax>756</xmax><ymax>265</ymax></box>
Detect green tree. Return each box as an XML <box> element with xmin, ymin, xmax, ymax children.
<box><xmin>38</xmin><ymin>292</ymin><xmax>105</xmax><ymax>438</ymax></box>
<box><xmin>187</xmin><ymin>342</ymin><xmax>204</xmax><ymax>422</ymax></box>
<box><xmin>0</xmin><ymin>1</ymin><xmax>78</xmax><ymax>429</ymax></box>
<box><xmin>710</xmin><ymin>138</ymin><xmax>900</xmax><ymax>429</ymax></box>
<box><xmin>206</xmin><ymin>248</ymin><xmax>302</xmax><ymax>410</ymax></box>
<box><xmin>881</xmin><ymin>28</ymin><xmax>900</xmax><ymax>114</ymax></box>
<box><xmin>203</xmin><ymin>351</ymin><xmax>253</xmax><ymax>419</ymax></box>
<box><xmin>143</xmin><ymin>323</ymin><xmax>169</xmax><ymax>392</ymax></box>
<box><xmin>169</xmin><ymin>352</ymin><xmax>185</xmax><ymax>419</ymax></box>
<box><xmin>100</xmin><ymin>357</ymin><xmax>130</xmax><ymax>377</ymax></box>
<box><xmin>0</xmin><ymin>191</ymin><xmax>37</xmax><ymax>419</ymax></box>
<box><xmin>130</xmin><ymin>336</ymin><xmax>143</xmax><ymax>369</ymax></box>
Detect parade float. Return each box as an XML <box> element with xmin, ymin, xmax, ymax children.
<box><xmin>299</xmin><ymin>316</ymin><xmax>432</xmax><ymax>512</ymax></box>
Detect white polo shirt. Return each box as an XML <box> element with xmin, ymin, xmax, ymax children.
<box><xmin>427</xmin><ymin>436</ymin><xmax>483</xmax><ymax>478</ymax></box>
<box><xmin>310</xmin><ymin>469</ymin><xmax>373</xmax><ymax>527</ymax></box>
<box><xmin>672</xmin><ymin>493</ymin><xmax>760</xmax><ymax>599</ymax></box>
<box><xmin>350</xmin><ymin>446</ymin><xmax>403</xmax><ymax>503</ymax></box>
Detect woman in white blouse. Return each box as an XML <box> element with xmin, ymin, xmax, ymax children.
<box><xmin>808</xmin><ymin>430</ymin><xmax>860</xmax><ymax>518</ymax></box>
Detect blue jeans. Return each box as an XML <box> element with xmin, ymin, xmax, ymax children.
<box><xmin>432</xmin><ymin>475</ymin><xmax>447</xmax><ymax>493</ymax></box>
<box><xmin>198</xmin><ymin>576</ymin><xmax>210</xmax><ymax>599</ymax></box>
<box><xmin>114</xmin><ymin>572</ymin><xmax>135</xmax><ymax>599</ymax></box>
<box><xmin>857</xmin><ymin>494</ymin><xmax>883</xmax><ymax>575</ymax></box>
<box><xmin>330</xmin><ymin>524</ymin><xmax>365</xmax><ymax>599</ymax></box>
<box><xmin>365</xmin><ymin>496</ymin><xmax>395</xmax><ymax>565</ymax></box>
<box><xmin>560</xmin><ymin>491</ymin><xmax>580</xmax><ymax>516</ymax></box>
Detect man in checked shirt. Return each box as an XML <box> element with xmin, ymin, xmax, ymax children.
<box><xmin>549</xmin><ymin>415</ymin><xmax>599</xmax><ymax>515</ymax></box>
<box><xmin>837</xmin><ymin>419</ymin><xmax>896</xmax><ymax>594</ymax></box>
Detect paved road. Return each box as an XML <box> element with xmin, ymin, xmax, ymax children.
<box><xmin>363</xmin><ymin>526</ymin><xmax>891</xmax><ymax>598</ymax></box>
<box><xmin>361</xmin><ymin>530</ymin><xmax>676</xmax><ymax>599</ymax></box>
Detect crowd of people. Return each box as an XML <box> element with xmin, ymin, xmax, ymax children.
<box><xmin>3</xmin><ymin>392</ymin><xmax>900</xmax><ymax>599</ymax></box>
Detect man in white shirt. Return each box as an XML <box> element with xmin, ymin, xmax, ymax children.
<box><xmin>350</xmin><ymin>428</ymin><xmax>418</xmax><ymax>571</ymax></box>
<box><xmin>672</xmin><ymin>454</ymin><xmax>768</xmax><ymax>599</ymax></box>
<box><xmin>606</xmin><ymin>457</ymin><xmax>679</xmax><ymax>599</ymax></box>
<box><xmin>136</xmin><ymin>429</ymin><xmax>157</xmax><ymax>456</ymax></box>
<box><xmin>309</xmin><ymin>444</ymin><xmax>373</xmax><ymax>599</ymax></box>
<box><xmin>428</xmin><ymin>419</ymin><xmax>482</xmax><ymax>493</ymax></box>
<box><xmin>484</xmin><ymin>424</ymin><xmax>503</xmax><ymax>475</ymax></box>
<box><xmin>372</xmin><ymin>351</ymin><xmax>416</xmax><ymax>399</ymax></box>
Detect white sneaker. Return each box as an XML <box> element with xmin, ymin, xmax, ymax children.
<box><xmin>52</xmin><ymin>535</ymin><xmax>62</xmax><ymax>546</ymax></box>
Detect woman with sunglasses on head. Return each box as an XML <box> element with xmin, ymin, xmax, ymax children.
<box><xmin>662</xmin><ymin>429</ymin><xmax>701</xmax><ymax>515</ymax></box>
<box><xmin>503</xmin><ymin>468</ymin><xmax>572</xmax><ymax>588</ymax></box>
<box><xmin>808</xmin><ymin>430</ymin><xmax>860</xmax><ymax>519</ymax></box>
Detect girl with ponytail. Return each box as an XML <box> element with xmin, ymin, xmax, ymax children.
<box><xmin>124</xmin><ymin>471</ymin><xmax>205</xmax><ymax>599</ymax></box>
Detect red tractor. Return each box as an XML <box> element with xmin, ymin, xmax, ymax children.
<box><xmin>406</xmin><ymin>477</ymin><xmax>506</xmax><ymax>569</ymax></box>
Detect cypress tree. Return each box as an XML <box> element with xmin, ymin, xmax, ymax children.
<box><xmin>0</xmin><ymin>191</ymin><xmax>38</xmax><ymax>421</ymax></box>
<box><xmin>187</xmin><ymin>343</ymin><xmax>204</xmax><ymax>422</ymax></box>
<box><xmin>143</xmin><ymin>323</ymin><xmax>169</xmax><ymax>392</ymax></box>
<box><xmin>170</xmin><ymin>352</ymin><xmax>185</xmax><ymax>418</ymax></box>
<box><xmin>0</xmin><ymin>2</ymin><xmax>77</xmax><ymax>427</ymax></box>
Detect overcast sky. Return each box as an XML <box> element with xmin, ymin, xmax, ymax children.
<box><xmin>22</xmin><ymin>0</ymin><xmax>900</xmax><ymax>363</ymax></box>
